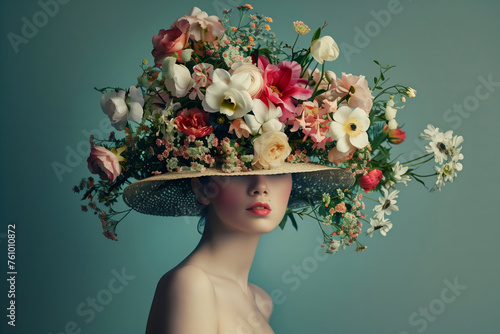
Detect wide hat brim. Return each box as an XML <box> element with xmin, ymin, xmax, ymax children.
<box><xmin>123</xmin><ymin>162</ymin><xmax>355</xmax><ymax>217</ymax></box>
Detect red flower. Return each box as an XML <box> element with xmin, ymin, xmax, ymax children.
<box><xmin>358</xmin><ymin>169</ymin><xmax>383</xmax><ymax>192</ymax></box>
<box><xmin>174</xmin><ymin>108</ymin><xmax>213</xmax><ymax>138</ymax></box>
<box><xmin>152</xmin><ymin>19</ymin><xmax>191</xmax><ymax>67</ymax></box>
<box><xmin>383</xmin><ymin>124</ymin><xmax>406</xmax><ymax>144</ymax></box>
<box><xmin>258</xmin><ymin>57</ymin><xmax>313</xmax><ymax>123</ymax></box>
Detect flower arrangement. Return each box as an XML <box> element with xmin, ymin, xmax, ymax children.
<box><xmin>73</xmin><ymin>4</ymin><xmax>464</xmax><ymax>253</ymax></box>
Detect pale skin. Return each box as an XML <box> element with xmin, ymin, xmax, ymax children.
<box><xmin>145</xmin><ymin>173</ymin><xmax>293</xmax><ymax>334</ymax></box>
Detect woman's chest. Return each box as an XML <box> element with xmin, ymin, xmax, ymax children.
<box><xmin>211</xmin><ymin>282</ymin><xmax>274</xmax><ymax>334</ymax></box>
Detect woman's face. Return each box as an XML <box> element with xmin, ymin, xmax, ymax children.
<box><xmin>203</xmin><ymin>173</ymin><xmax>293</xmax><ymax>234</ymax></box>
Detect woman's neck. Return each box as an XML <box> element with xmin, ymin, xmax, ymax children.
<box><xmin>186</xmin><ymin>225</ymin><xmax>261</xmax><ymax>292</ymax></box>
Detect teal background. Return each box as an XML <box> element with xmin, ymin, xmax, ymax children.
<box><xmin>1</xmin><ymin>0</ymin><xmax>499</xmax><ymax>333</ymax></box>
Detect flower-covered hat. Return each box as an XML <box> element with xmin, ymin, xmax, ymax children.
<box><xmin>74</xmin><ymin>4</ymin><xmax>464</xmax><ymax>254</ymax></box>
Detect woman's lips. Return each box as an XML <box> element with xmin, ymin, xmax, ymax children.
<box><xmin>247</xmin><ymin>202</ymin><xmax>271</xmax><ymax>215</ymax></box>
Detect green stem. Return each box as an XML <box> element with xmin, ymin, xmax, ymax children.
<box><xmin>405</xmin><ymin>156</ymin><xmax>434</xmax><ymax>167</ymax></box>
<box><xmin>401</xmin><ymin>153</ymin><xmax>433</xmax><ymax>165</ymax></box>
<box><xmin>311</xmin><ymin>62</ymin><xmax>325</xmax><ymax>97</ymax></box>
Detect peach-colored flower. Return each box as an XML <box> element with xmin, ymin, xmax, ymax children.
<box><xmin>328</xmin><ymin>73</ymin><xmax>374</xmax><ymax>114</ymax></box>
<box><xmin>178</xmin><ymin>7</ymin><xmax>225</xmax><ymax>42</ymax></box>
<box><xmin>327</xmin><ymin>146</ymin><xmax>355</xmax><ymax>165</ymax></box>
<box><xmin>252</xmin><ymin>131</ymin><xmax>292</xmax><ymax>169</ymax></box>
<box><xmin>229</xmin><ymin>118</ymin><xmax>253</xmax><ymax>138</ymax></box>
<box><xmin>290</xmin><ymin>100</ymin><xmax>331</xmax><ymax>149</ymax></box>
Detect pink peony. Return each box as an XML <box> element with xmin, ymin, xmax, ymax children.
<box><xmin>258</xmin><ymin>58</ymin><xmax>313</xmax><ymax>123</ymax></box>
<box><xmin>177</xmin><ymin>7</ymin><xmax>225</xmax><ymax>42</ymax></box>
<box><xmin>328</xmin><ymin>73</ymin><xmax>374</xmax><ymax>114</ymax></box>
<box><xmin>87</xmin><ymin>146</ymin><xmax>121</xmax><ymax>183</ymax></box>
<box><xmin>358</xmin><ymin>169</ymin><xmax>383</xmax><ymax>192</ymax></box>
<box><xmin>152</xmin><ymin>19</ymin><xmax>191</xmax><ymax>67</ymax></box>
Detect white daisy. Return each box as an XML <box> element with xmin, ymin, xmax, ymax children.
<box><xmin>425</xmin><ymin>130</ymin><xmax>454</xmax><ymax>164</ymax></box>
<box><xmin>420</xmin><ymin>124</ymin><xmax>441</xmax><ymax>141</ymax></box>
<box><xmin>373</xmin><ymin>188</ymin><xmax>399</xmax><ymax>219</ymax></box>
<box><xmin>367</xmin><ymin>217</ymin><xmax>393</xmax><ymax>237</ymax></box>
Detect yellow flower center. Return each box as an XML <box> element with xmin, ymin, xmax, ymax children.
<box><xmin>270</xmin><ymin>85</ymin><xmax>282</xmax><ymax>97</ymax></box>
<box><xmin>344</xmin><ymin>117</ymin><xmax>362</xmax><ymax>137</ymax></box>
<box><xmin>220</xmin><ymin>97</ymin><xmax>237</xmax><ymax>113</ymax></box>
<box><xmin>443</xmin><ymin>164</ymin><xmax>452</xmax><ymax>176</ymax></box>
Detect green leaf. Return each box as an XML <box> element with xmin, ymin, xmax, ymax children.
<box><xmin>312</xmin><ymin>89</ymin><xmax>327</xmax><ymax>99</ymax></box>
<box><xmin>373</xmin><ymin>60</ymin><xmax>380</xmax><ymax>65</ymax></box>
<box><xmin>370</xmin><ymin>132</ymin><xmax>388</xmax><ymax>151</ymax></box>
<box><xmin>412</xmin><ymin>175</ymin><xmax>428</xmax><ymax>189</ymax></box>
<box><xmin>380</xmin><ymin>73</ymin><xmax>385</xmax><ymax>81</ymax></box>
<box><xmin>374</xmin><ymin>77</ymin><xmax>378</xmax><ymax>84</ymax></box>
<box><xmin>311</xmin><ymin>27</ymin><xmax>321</xmax><ymax>42</ymax></box>
<box><xmin>379</xmin><ymin>145</ymin><xmax>390</xmax><ymax>159</ymax></box>
<box><xmin>289</xmin><ymin>212</ymin><xmax>299</xmax><ymax>230</ymax></box>
<box><xmin>278</xmin><ymin>213</ymin><xmax>288</xmax><ymax>230</ymax></box>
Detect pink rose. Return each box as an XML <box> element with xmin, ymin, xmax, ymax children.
<box><xmin>328</xmin><ymin>73</ymin><xmax>374</xmax><ymax>114</ymax></box>
<box><xmin>87</xmin><ymin>146</ymin><xmax>121</xmax><ymax>182</ymax></box>
<box><xmin>174</xmin><ymin>108</ymin><xmax>213</xmax><ymax>138</ymax></box>
<box><xmin>358</xmin><ymin>169</ymin><xmax>383</xmax><ymax>192</ymax></box>
<box><xmin>152</xmin><ymin>19</ymin><xmax>191</xmax><ymax>67</ymax></box>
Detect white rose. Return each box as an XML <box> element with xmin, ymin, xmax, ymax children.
<box><xmin>230</xmin><ymin>62</ymin><xmax>264</xmax><ymax>98</ymax></box>
<box><xmin>310</xmin><ymin>36</ymin><xmax>340</xmax><ymax>64</ymax></box>
<box><xmin>162</xmin><ymin>57</ymin><xmax>194</xmax><ymax>98</ymax></box>
<box><xmin>252</xmin><ymin>131</ymin><xmax>292</xmax><ymax>169</ymax></box>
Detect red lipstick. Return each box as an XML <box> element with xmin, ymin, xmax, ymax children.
<box><xmin>246</xmin><ymin>202</ymin><xmax>271</xmax><ymax>215</ymax></box>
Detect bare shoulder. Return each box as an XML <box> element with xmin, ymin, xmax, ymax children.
<box><xmin>146</xmin><ymin>265</ymin><xmax>218</xmax><ymax>334</ymax></box>
<box><xmin>249</xmin><ymin>283</ymin><xmax>274</xmax><ymax>321</ymax></box>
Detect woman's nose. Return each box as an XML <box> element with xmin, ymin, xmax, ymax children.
<box><xmin>248</xmin><ymin>175</ymin><xmax>269</xmax><ymax>195</ymax></box>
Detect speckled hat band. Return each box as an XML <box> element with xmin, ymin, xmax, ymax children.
<box><xmin>123</xmin><ymin>162</ymin><xmax>354</xmax><ymax>216</ymax></box>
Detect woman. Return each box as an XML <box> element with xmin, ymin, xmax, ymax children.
<box><xmin>145</xmin><ymin>173</ymin><xmax>292</xmax><ymax>333</ymax></box>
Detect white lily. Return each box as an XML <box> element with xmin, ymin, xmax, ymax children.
<box><xmin>244</xmin><ymin>99</ymin><xmax>284</xmax><ymax>134</ymax></box>
<box><xmin>202</xmin><ymin>68</ymin><xmax>253</xmax><ymax>119</ymax></box>
<box><xmin>328</xmin><ymin>106</ymin><xmax>370</xmax><ymax>153</ymax></box>
<box><xmin>100</xmin><ymin>86</ymin><xmax>144</xmax><ymax>131</ymax></box>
